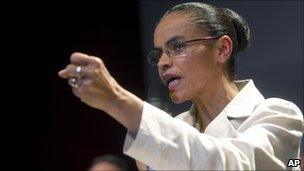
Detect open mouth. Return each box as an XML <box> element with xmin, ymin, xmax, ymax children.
<box><xmin>163</xmin><ymin>75</ymin><xmax>182</xmax><ymax>91</ymax></box>
<box><xmin>166</xmin><ymin>76</ymin><xmax>181</xmax><ymax>87</ymax></box>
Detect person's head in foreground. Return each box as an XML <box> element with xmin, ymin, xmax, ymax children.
<box><xmin>88</xmin><ymin>155</ymin><xmax>130</xmax><ymax>171</ymax></box>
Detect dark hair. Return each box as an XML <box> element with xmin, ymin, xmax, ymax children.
<box><xmin>162</xmin><ymin>2</ymin><xmax>251</xmax><ymax>80</ymax></box>
<box><xmin>88</xmin><ymin>154</ymin><xmax>130</xmax><ymax>171</ymax></box>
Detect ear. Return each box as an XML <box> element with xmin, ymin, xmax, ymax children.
<box><xmin>216</xmin><ymin>35</ymin><xmax>233</xmax><ymax>63</ymax></box>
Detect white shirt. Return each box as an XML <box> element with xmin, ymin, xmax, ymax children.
<box><xmin>123</xmin><ymin>80</ymin><xmax>304</xmax><ymax>170</ymax></box>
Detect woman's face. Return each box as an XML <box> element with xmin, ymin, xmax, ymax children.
<box><xmin>154</xmin><ymin>13</ymin><xmax>220</xmax><ymax>103</ymax></box>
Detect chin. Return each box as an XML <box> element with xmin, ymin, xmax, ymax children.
<box><xmin>169</xmin><ymin>92</ymin><xmax>189</xmax><ymax>104</ymax></box>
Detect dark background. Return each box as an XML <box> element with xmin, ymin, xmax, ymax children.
<box><xmin>4</xmin><ymin>1</ymin><xmax>143</xmax><ymax>171</ymax></box>
<box><xmin>3</xmin><ymin>1</ymin><xmax>303</xmax><ymax>171</ymax></box>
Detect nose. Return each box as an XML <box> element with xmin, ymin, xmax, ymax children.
<box><xmin>157</xmin><ymin>53</ymin><xmax>172</xmax><ymax>71</ymax></box>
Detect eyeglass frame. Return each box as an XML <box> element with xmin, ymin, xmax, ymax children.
<box><xmin>147</xmin><ymin>35</ymin><xmax>223</xmax><ymax>65</ymax></box>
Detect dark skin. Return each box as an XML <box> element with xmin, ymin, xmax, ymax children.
<box><xmin>155</xmin><ymin>13</ymin><xmax>238</xmax><ymax>130</ymax></box>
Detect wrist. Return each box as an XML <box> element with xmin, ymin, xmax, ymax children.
<box><xmin>103</xmin><ymin>85</ymin><xmax>144</xmax><ymax>132</ymax></box>
<box><xmin>102</xmin><ymin>85</ymin><xmax>128</xmax><ymax>114</ymax></box>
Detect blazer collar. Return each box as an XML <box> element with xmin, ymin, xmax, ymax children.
<box><xmin>186</xmin><ymin>79</ymin><xmax>265</xmax><ymax>137</ymax></box>
<box><xmin>224</xmin><ymin>79</ymin><xmax>265</xmax><ymax>118</ymax></box>
<box><xmin>188</xmin><ymin>79</ymin><xmax>265</xmax><ymax>118</ymax></box>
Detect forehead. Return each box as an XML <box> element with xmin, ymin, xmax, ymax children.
<box><xmin>154</xmin><ymin>13</ymin><xmax>204</xmax><ymax>47</ymax></box>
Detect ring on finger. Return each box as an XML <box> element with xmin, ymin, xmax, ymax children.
<box><xmin>68</xmin><ymin>78</ymin><xmax>80</xmax><ymax>88</ymax></box>
<box><xmin>76</xmin><ymin>66</ymin><xmax>82</xmax><ymax>77</ymax></box>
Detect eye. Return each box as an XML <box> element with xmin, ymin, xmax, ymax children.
<box><xmin>155</xmin><ymin>49</ymin><xmax>163</xmax><ymax>59</ymax></box>
<box><xmin>174</xmin><ymin>42</ymin><xmax>185</xmax><ymax>51</ymax></box>
<box><xmin>147</xmin><ymin>49</ymin><xmax>163</xmax><ymax>65</ymax></box>
<box><xmin>168</xmin><ymin>41</ymin><xmax>186</xmax><ymax>54</ymax></box>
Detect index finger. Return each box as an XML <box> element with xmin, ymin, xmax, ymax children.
<box><xmin>70</xmin><ymin>52</ymin><xmax>94</xmax><ymax>66</ymax></box>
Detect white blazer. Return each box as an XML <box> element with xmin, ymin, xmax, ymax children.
<box><xmin>123</xmin><ymin>80</ymin><xmax>304</xmax><ymax>170</ymax></box>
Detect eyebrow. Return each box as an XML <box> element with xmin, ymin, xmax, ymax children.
<box><xmin>153</xmin><ymin>35</ymin><xmax>186</xmax><ymax>50</ymax></box>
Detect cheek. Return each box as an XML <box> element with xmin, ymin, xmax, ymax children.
<box><xmin>180</xmin><ymin>51</ymin><xmax>217</xmax><ymax>94</ymax></box>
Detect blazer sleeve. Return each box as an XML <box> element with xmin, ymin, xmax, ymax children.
<box><xmin>123</xmin><ymin>99</ymin><xmax>304</xmax><ymax>170</ymax></box>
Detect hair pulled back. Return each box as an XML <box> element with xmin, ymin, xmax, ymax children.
<box><xmin>163</xmin><ymin>2</ymin><xmax>250</xmax><ymax>80</ymax></box>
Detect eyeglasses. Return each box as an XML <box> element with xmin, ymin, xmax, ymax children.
<box><xmin>147</xmin><ymin>35</ymin><xmax>222</xmax><ymax>65</ymax></box>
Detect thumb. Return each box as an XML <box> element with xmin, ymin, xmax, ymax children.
<box><xmin>70</xmin><ymin>52</ymin><xmax>94</xmax><ymax>66</ymax></box>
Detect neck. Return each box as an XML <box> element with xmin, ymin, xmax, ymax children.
<box><xmin>192</xmin><ymin>74</ymin><xmax>239</xmax><ymax>131</ymax></box>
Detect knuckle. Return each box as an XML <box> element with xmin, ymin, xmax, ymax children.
<box><xmin>94</xmin><ymin>57</ymin><xmax>104</xmax><ymax>65</ymax></box>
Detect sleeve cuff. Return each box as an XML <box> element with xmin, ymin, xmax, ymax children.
<box><xmin>123</xmin><ymin>101</ymin><xmax>172</xmax><ymax>167</ymax></box>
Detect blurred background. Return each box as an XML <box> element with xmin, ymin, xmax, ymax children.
<box><xmin>3</xmin><ymin>1</ymin><xmax>303</xmax><ymax>170</ymax></box>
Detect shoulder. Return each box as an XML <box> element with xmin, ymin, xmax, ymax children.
<box><xmin>239</xmin><ymin>97</ymin><xmax>304</xmax><ymax>132</ymax></box>
<box><xmin>255</xmin><ymin>98</ymin><xmax>303</xmax><ymax>118</ymax></box>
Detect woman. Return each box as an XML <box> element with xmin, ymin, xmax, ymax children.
<box><xmin>58</xmin><ymin>2</ymin><xmax>303</xmax><ymax>170</ymax></box>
